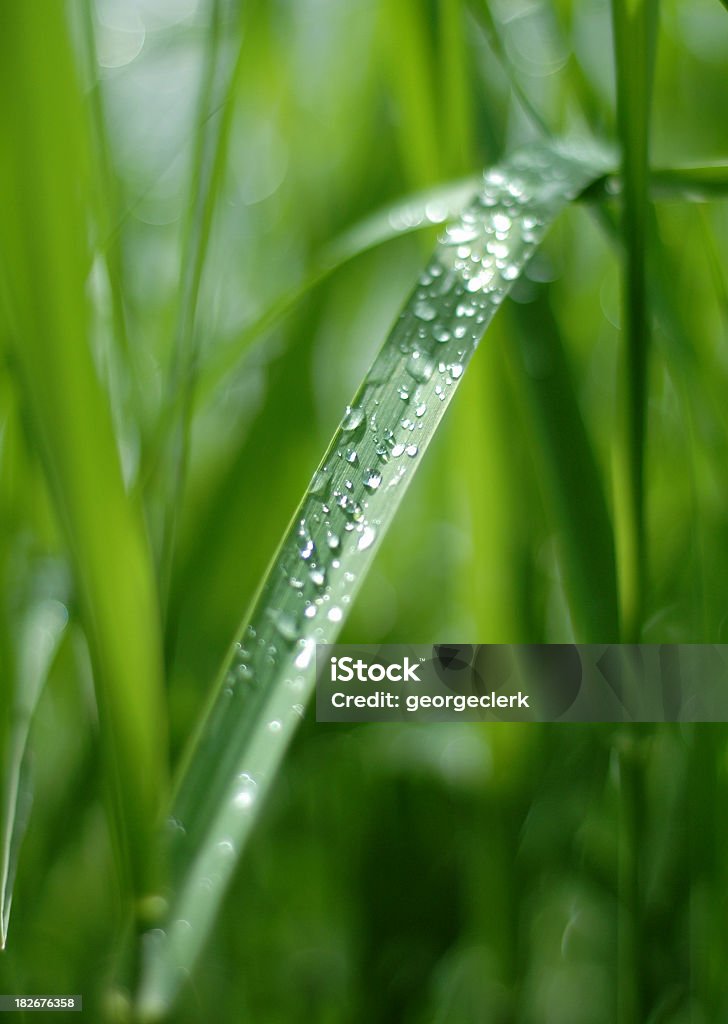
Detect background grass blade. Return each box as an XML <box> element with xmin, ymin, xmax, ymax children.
<box><xmin>1</xmin><ymin>598</ymin><xmax>68</xmax><ymax>949</ymax></box>
<box><xmin>649</xmin><ymin>163</ymin><xmax>728</xmax><ymax>200</ymax></box>
<box><xmin>0</xmin><ymin>3</ymin><xmax>167</xmax><ymax>904</ymax></box>
<box><xmin>467</xmin><ymin>0</ymin><xmax>552</xmax><ymax>137</ymax></box>
<box><xmin>136</xmin><ymin>142</ymin><xmax>607</xmax><ymax>1020</ymax></box>
<box><xmin>157</xmin><ymin>0</ymin><xmax>245</xmax><ymax>615</ymax></box>
<box><xmin>504</xmin><ymin>291</ymin><xmax>620</xmax><ymax>641</ymax></box>
<box><xmin>610</xmin><ymin>0</ymin><xmax>659</xmax><ymax>641</ymax></box>
<box><xmin>188</xmin><ymin>176</ymin><xmax>481</xmax><ymax>415</ymax></box>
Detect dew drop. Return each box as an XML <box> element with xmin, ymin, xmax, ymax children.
<box><xmin>295</xmin><ymin>638</ymin><xmax>315</xmax><ymax>669</ymax></box>
<box><xmin>309</xmin><ymin>469</ymin><xmax>328</xmax><ymax>496</ymax></box>
<box><xmin>358</xmin><ymin>526</ymin><xmax>377</xmax><ymax>550</ymax></box>
<box><xmin>268</xmin><ymin>610</ymin><xmax>298</xmax><ymax>642</ymax></box>
<box><xmin>342</xmin><ymin>406</ymin><xmax>365</xmax><ymax>432</ymax></box>
<box><xmin>450</xmin><ymin>363</ymin><xmax>464</xmax><ymax>380</ymax></box>
<box><xmin>309</xmin><ymin>567</ymin><xmax>326</xmax><ymax>587</ymax></box>
<box><xmin>233</xmin><ymin>773</ymin><xmax>257</xmax><ymax>810</ymax></box>
<box><xmin>492</xmin><ymin>212</ymin><xmax>512</xmax><ymax>233</ymax></box>
<box><xmin>406</xmin><ymin>351</ymin><xmax>434</xmax><ymax>383</ymax></box>
<box><xmin>268</xmin><ymin>719</ymin><xmax>282</xmax><ymax>733</ymax></box>
<box><xmin>466</xmin><ymin>268</ymin><xmax>495</xmax><ymax>292</ymax></box>
<box><xmin>415</xmin><ymin>403</ymin><xmax>426</xmax><ymax>417</ymax></box>
<box><xmin>405</xmin><ymin>444</ymin><xmax>418</xmax><ymax>457</ymax></box>
<box><xmin>364</xmin><ymin>470</ymin><xmax>382</xmax><ymax>491</ymax></box>
<box><xmin>327</xmin><ymin>607</ymin><xmax>343</xmax><ymax>623</ymax></box>
<box><xmin>487</xmin><ymin>241</ymin><xmax>509</xmax><ymax>260</ymax></box>
<box><xmin>414</xmin><ymin>299</ymin><xmax>437</xmax><ymax>322</ymax></box>
<box><xmin>444</xmin><ymin>223</ymin><xmax>478</xmax><ymax>244</ymax></box>
<box><xmin>433</xmin><ymin>326</ymin><xmax>451</xmax><ymax>343</ymax></box>
<box><xmin>391</xmin><ymin>443</ymin><xmax>406</xmax><ymax>458</ymax></box>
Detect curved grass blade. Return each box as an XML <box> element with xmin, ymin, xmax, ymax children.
<box><xmin>135</xmin><ymin>140</ymin><xmax>609</xmax><ymax>1019</ymax></box>
<box><xmin>140</xmin><ymin>177</ymin><xmax>480</xmax><ymax>504</ymax></box>
<box><xmin>1</xmin><ymin>598</ymin><xmax>68</xmax><ymax>949</ymax></box>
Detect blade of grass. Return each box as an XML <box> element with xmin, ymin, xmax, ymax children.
<box><xmin>650</xmin><ymin>163</ymin><xmax>728</xmax><ymax>200</ymax></box>
<box><xmin>139</xmin><ymin>176</ymin><xmax>481</xmax><ymax>528</ymax></box>
<box><xmin>442</xmin><ymin>7</ymin><xmax>618</xmax><ymax>641</ymax></box>
<box><xmin>504</xmin><ymin>290</ymin><xmax>620</xmax><ymax>641</ymax></box>
<box><xmin>439</xmin><ymin>0</ymin><xmax>475</xmax><ymax>175</ymax></box>
<box><xmin>77</xmin><ymin>4</ymin><xmax>138</xmax><ymax>401</ymax></box>
<box><xmin>135</xmin><ymin>141</ymin><xmax>609</xmax><ymax>1020</ymax></box>
<box><xmin>188</xmin><ymin>176</ymin><xmax>481</xmax><ymax>416</ymax></box>
<box><xmin>1</xmin><ymin>598</ymin><xmax>68</xmax><ymax>949</ymax></box>
<box><xmin>455</xmin><ymin>328</ymin><xmax>543</xmax><ymax>640</ymax></box>
<box><xmin>381</xmin><ymin>0</ymin><xmax>441</xmax><ymax>188</ymax></box>
<box><xmin>584</xmin><ymin>164</ymin><xmax>728</xmax><ymax>203</ymax></box>
<box><xmin>610</xmin><ymin>0</ymin><xmax>659</xmax><ymax>641</ymax></box>
<box><xmin>466</xmin><ymin>0</ymin><xmax>553</xmax><ymax>137</ymax></box>
<box><xmin>165</xmin><ymin>185</ymin><xmax>480</xmax><ymax>700</ymax></box>
<box><xmin>158</xmin><ymin>0</ymin><xmax>245</xmax><ymax>616</ymax></box>
<box><xmin>617</xmin><ymin>731</ymin><xmax>649</xmax><ymax>1023</ymax></box>
<box><xmin>0</xmin><ymin>3</ymin><xmax>167</xmax><ymax>904</ymax></box>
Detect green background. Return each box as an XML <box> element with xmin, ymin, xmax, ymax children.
<box><xmin>1</xmin><ymin>0</ymin><xmax>728</xmax><ymax>1020</ymax></box>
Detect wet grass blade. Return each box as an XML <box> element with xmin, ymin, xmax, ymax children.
<box><xmin>0</xmin><ymin>3</ymin><xmax>167</xmax><ymax>903</ymax></box>
<box><xmin>135</xmin><ymin>141</ymin><xmax>609</xmax><ymax>1020</ymax></box>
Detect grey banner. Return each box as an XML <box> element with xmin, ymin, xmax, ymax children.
<box><xmin>315</xmin><ymin>644</ymin><xmax>728</xmax><ymax>722</ymax></box>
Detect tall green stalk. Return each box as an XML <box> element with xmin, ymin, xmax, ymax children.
<box><xmin>159</xmin><ymin>0</ymin><xmax>244</xmax><ymax>619</ymax></box>
<box><xmin>610</xmin><ymin>0</ymin><xmax>659</xmax><ymax>641</ymax></box>
<box><xmin>0</xmin><ymin>1</ymin><xmax>167</xmax><ymax>908</ymax></box>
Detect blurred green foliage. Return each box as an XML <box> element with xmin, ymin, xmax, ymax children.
<box><xmin>1</xmin><ymin>0</ymin><xmax>728</xmax><ymax>1020</ymax></box>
